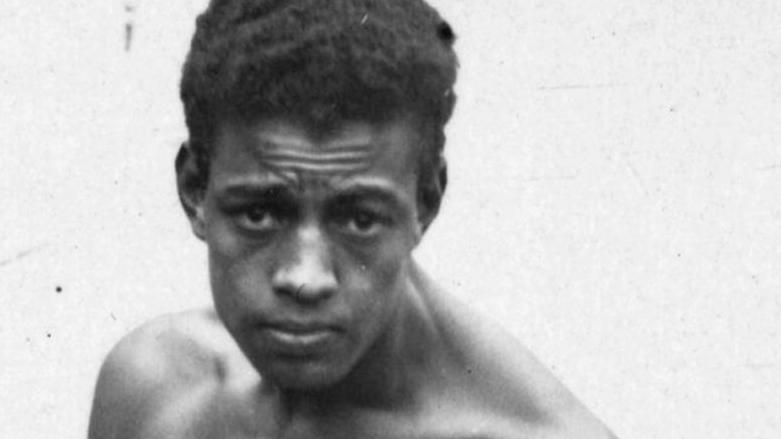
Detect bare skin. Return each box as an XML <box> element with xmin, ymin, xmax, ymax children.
<box><xmin>88</xmin><ymin>115</ymin><xmax>616</xmax><ymax>439</ymax></box>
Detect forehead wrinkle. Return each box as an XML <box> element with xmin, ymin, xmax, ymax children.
<box><xmin>250</xmin><ymin>136</ymin><xmax>379</xmax><ymax>178</ymax></box>
<box><xmin>214</xmin><ymin>118</ymin><xmax>419</xmax><ymax>195</ymax></box>
<box><xmin>258</xmin><ymin>151</ymin><xmax>374</xmax><ymax>166</ymax></box>
<box><xmin>251</xmin><ymin>152</ymin><xmax>373</xmax><ymax>181</ymax></box>
<box><xmin>321</xmin><ymin>134</ymin><xmax>374</xmax><ymax>150</ymax></box>
<box><xmin>254</xmin><ymin>129</ymin><xmax>375</xmax><ymax>151</ymax></box>
<box><xmin>254</xmin><ymin>132</ymin><xmax>312</xmax><ymax>150</ymax></box>
<box><xmin>212</xmin><ymin>170</ymin><xmax>294</xmax><ymax>195</ymax></box>
<box><xmin>255</xmin><ymin>138</ymin><xmax>377</xmax><ymax>156</ymax></box>
<box><xmin>237</xmin><ymin>155</ymin><xmax>363</xmax><ymax>193</ymax></box>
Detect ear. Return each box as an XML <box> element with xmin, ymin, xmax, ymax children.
<box><xmin>418</xmin><ymin>156</ymin><xmax>447</xmax><ymax>234</ymax></box>
<box><xmin>175</xmin><ymin>142</ymin><xmax>207</xmax><ymax>241</ymax></box>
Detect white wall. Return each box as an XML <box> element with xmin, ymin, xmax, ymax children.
<box><xmin>2</xmin><ymin>1</ymin><xmax>780</xmax><ymax>438</ymax></box>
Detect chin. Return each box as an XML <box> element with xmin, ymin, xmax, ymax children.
<box><xmin>263</xmin><ymin>358</ymin><xmax>352</xmax><ymax>391</ymax></box>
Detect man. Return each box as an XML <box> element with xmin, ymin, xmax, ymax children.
<box><xmin>88</xmin><ymin>0</ymin><xmax>616</xmax><ymax>437</ymax></box>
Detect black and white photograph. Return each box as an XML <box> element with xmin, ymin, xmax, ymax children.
<box><xmin>2</xmin><ymin>1</ymin><xmax>780</xmax><ymax>438</ymax></box>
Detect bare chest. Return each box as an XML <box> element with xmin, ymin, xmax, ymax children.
<box><xmin>142</xmin><ymin>388</ymin><xmax>552</xmax><ymax>439</ymax></box>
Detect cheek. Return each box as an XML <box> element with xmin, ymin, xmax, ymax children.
<box><xmin>339</xmin><ymin>241</ymin><xmax>408</xmax><ymax>314</ymax></box>
<box><xmin>206</xmin><ymin>222</ymin><xmax>273</xmax><ymax>324</ymax></box>
<box><xmin>347</xmin><ymin>219</ymin><xmax>418</xmax><ymax>289</ymax></box>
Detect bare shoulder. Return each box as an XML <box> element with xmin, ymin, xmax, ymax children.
<box><xmin>418</xmin><ymin>274</ymin><xmax>617</xmax><ymax>438</ymax></box>
<box><xmin>87</xmin><ymin>309</ymin><xmax>235</xmax><ymax>439</ymax></box>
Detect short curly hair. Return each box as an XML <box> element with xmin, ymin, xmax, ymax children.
<box><xmin>180</xmin><ymin>0</ymin><xmax>458</xmax><ymax>187</ymax></box>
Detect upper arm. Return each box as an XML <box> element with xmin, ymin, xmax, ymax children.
<box><xmin>88</xmin><ymin>313</ymin><xmax>224</xmax><ymax>439</ymax></box>
<box><xmin>87</xmin><ymin>327</ymin><xmax>179</xmax><ymax>439</ymax></box>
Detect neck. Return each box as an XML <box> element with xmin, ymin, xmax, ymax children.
<box><xmin>275</xmin><ymin>263</ymin><xmax>441</xmax><ymax>414</ymax></box>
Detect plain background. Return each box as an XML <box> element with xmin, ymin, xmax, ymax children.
<box><xmin>2</xmin><ymin>0</ymin><xmax>781</xmax><ymax>437</ymax></box>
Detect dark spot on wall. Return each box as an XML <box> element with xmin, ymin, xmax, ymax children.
<box><xmin>46</xmin><ymin>333</ymin><xmax>52</xmax><ymax>338</ymax></box>
<box><xmin>55</xmin><ymin>286</ymin><xmax>62</xmax><ymax>294</ymax></box>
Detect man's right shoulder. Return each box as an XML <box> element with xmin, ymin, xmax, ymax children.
<box><xmin>87</xmin><ymin>309</ymin><xmax>230</xmax><ymax>439</ymax></box>
<box><xmin>102</xmin><ymin>309</ymin><xmax>228</xmax><ymax>386</ymax></box>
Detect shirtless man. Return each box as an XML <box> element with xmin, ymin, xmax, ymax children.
<box><xmin>88</xmin><ymin>0</ymin><xmax>616</xmax><ymax>437</ymax></box>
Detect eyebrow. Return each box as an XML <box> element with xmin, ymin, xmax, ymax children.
<box><xmin>215</xmin><ymin>180</ymin><xmax>409</xmax><ymax>210</ymax></box>
<box><xmin>215</xmin><ymin>181</ymin><xmax>295</xmax><ymax>200</ymax></box>
<box><xmin>326</xmin><ymin>183</ymin><xmax>410</xmax><ymax>210</ymax></box>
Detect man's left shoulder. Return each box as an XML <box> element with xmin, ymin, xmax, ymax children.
<box><xmin>485</xmin><ymin>338</ymin><xmax>618</xmax><ymax>438</ymax></box>
<box><xmin>470</xmin><ymin>326</ymin><xmax>616</xmax><ymax>438</ymax></box>
<box><xmin>432</xmin><ymin>294</ymin><xmax>616</xmax><ymax>438</ymax></box>
<box><xmin>536</xmin><ymin>398</ymin><xmax>618</xmax><ymax>439</ymax></box>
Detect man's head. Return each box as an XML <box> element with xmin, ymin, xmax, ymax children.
<box><xmin>176</xmin><ymin>0</ymin><xmax>458</xmax><ymax>391</ymax></box>
<box><xmin>179</xmin><ymin>0</ymin><xmax>458</xmax><ymax>208</ymax></box>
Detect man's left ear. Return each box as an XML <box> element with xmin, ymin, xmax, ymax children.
<box><xmin>418</xmin><ymin>156</ymin><xmax>447</xmax><ymax>234</ymax></box>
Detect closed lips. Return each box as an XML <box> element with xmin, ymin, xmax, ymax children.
<box><xmin>266</xmin><ymin>327</ymin><xmax>333</xmax><ymax>345</ymax></box>
<box><xmin>263</xmin><ymin>320</ymin><xmax>340</xmax><ymax>334</ymax></box>
<box><xmin>257</xmin><ymin>321</ymin><xmax>342</xmax><ymax>350</ymax></box>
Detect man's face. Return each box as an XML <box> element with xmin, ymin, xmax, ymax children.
<box><xmin>200</xmin><ymin>115</ymin><xmax>425</xmax><ymax>390</ymax></box>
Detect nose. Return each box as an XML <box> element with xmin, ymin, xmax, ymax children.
<box><xmin>272</xmin><ymin>224</ymin><xmax>338</xmax><ymax>304</ymax></box>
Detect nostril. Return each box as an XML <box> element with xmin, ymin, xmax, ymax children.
<box><xmin>276</xmin><ymin>281</ymin><xmax>335</xmax><ymax>304</ymax></box>
<box><xmin>271</xmin><ymin>232</ymin><xmax>337</xmax><ymax>302</ymax></box>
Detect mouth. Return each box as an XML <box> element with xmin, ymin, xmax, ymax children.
<box><xmin>266</xmin><ymin>327</ymin><xmax>333</xmax><ymax>345</ymax></box>
<box><xmin>255</xmin><ymin>321</ymin><xmax>342</xmax><ymax>356</ymax></box>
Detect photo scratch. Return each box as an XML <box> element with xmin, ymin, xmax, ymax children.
<box><xmin>622</xmin><ymin>154</ymin><xmax>650</xmax><ymax>197</ymax></box>
<box><xmin>125</xmin><ymin>3</ymin><xmax>135</xmax><ymax>52</ymax></box>
<box><xmin>757</xmin><ymin>164</ymin><xmax>781</xmax><ymax>172</ymax></box>
<box><xmin>0</xmin><ymin>244</ymin><xmax>49</xmax><ymax>269</ymax></box>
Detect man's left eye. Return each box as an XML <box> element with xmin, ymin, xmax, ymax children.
<box><xmin>338</xmin><ymin>210</ymin><xmax>386</xmax><ymax>236</ymax></box>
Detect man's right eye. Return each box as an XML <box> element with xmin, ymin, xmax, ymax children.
<box><xmin>234</xmin><ymin>205</ymin><xmax>283</xmax><ymax>232</ymax></box>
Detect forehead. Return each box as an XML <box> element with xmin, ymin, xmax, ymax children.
<box><xmin>209</xmin><ymin>116</ymin><xmax>424</xmax><ymax>193</ymax></box>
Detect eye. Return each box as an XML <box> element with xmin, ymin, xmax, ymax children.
<box><xmin>351</xmin><ymin>211</ymin><xmax>380</xmax><ymax>232</ymax></box>
<box><xmin>335</xmin><ymin>208</ymin><xmax>388</xmax><ymax>238</ymax></box>
<box><xmin>234</xmin><ymin>204</ymin><xmax>283</xmax><ymax>232</ymax></box>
